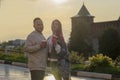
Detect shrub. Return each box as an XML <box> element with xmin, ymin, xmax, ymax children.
<box><xmin>0</xmin><ymin>52</ymin><xmax>27</xmax><ymax>63</ymax></box>
<box><xmin>71</xmin><ymin>64</ymin><xmax>85</xmax><ymax>71</ymax></box>
<box><xmin>85</xmin><ymin>54</ymin><xmax>114</xmax><ymax>72</ymax></box>
<box><xmin>115</xmin><ymin>56</ymin><xmax>120</xmax><ymax>66</ymax></box>
<box><xmin>69</xmin><ymin>51</ymin><xmax>85</xmax><ymax>64</ymax></box>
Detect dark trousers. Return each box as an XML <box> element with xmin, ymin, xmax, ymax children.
<box><xmin>30</xmin><ymin>70</ymin><xmax>45</xmax><ymax>80</ymax></box>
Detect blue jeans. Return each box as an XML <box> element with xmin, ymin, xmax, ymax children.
<box><xmin>50</xmin><ymin>59</ymin><xmax>71</xmax><ymax>80</ymax></box>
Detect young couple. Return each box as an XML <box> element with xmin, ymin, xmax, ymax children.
<box><xmin>24</xmin><ymin>17</ymin><xmax>71</xmax><ymax>80</ymax></box>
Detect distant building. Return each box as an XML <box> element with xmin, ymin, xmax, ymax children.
<box><xmin>12</xmin><ymin>39</ymin><xmax>25</xmax><ymax>46</ymax></box>
<box><xmin>71</xmin><ymin>4</ymin><xmax>120</xmax><ymax>53</ymax></box>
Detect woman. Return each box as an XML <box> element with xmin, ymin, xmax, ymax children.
<box><xmin>47</xmin><ymin>19</ymin><xmax>71</xmax><ymax>80</ymax></box>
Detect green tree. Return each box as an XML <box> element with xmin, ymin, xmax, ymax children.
<box><xmin>99</xmin><ymin>28</ymin><xmax>120</xmax><ymax>59</ymax></box>
<box><xmin>68</xmin><ymin>22</ymin><xmax>93</xmax><ymax>57</ymax></box>
<box><xmin>7</xmin><ymin>40</ymin><xmax>13</xmax><ymax>45</ymax></box>
<box><xmin>0</xmin><ymin>41</ymin><xmax>7</xmax><ymax>50</ymax></box>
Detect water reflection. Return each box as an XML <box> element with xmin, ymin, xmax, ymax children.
<box><xmin>0</xmin><ymin>64</ymin><xmax>104</xmax><ymax>80</ymax></box>
<box><xmin>0</xmin><ymin>64</ymin><xmax>30</xmax><ymax>80</ymax></box>
<box><xmin>4</xmin><ymin>65</ymin><xmax>9</xmax><ymax>79</ymax></box>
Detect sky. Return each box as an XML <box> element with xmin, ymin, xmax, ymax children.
<box><xmin>0</xmin><ymin>0</ymin><xmax>120</xmax><ymax>42</ymax></box>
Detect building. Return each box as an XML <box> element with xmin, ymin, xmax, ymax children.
<box><xmin>12</xmin><ymin>39</ymin><xmax>25</xmax><ymax>46</ymax></box>
<box><xmin>71</xmin><ymin>4</ymin><xmax>120</xmax><ymax>53</ymax></box>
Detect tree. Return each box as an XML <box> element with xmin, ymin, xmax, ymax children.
<box><xmin>8</xmin><ymin>40</ymin><xmax>13</xmax><ymax>45</ymax></box>
<box><xmin>1</xmin><ymin>41</ymin><xmax>7</xmax><ymax>48</ymax></box>
<box><xmin>68</xmin><ymin>22</ymin><xmax>93</xmax><ymax>57</ymax></box>
<box><xmin>99</xmin><ymin>28</ymin><xmax>120</xmax><ymax>59</ymax></box>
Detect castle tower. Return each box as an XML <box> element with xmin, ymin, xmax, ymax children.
<box><xmin>71</xmin><ymin>4</ymin><xmax>94</xmax><ymax>30</ymax></box>
<box><xmin>118</xmin><ymin>16</ymin><xmax>120</xmax><ymax>21</ymax></box>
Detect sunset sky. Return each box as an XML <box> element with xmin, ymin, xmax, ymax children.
<box><xmin>0</xmin><ymin>0</ymin><xmax>120</xmax><ymax>42</ymax></box>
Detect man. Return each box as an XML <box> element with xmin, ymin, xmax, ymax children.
<box><xmin>24</xmin><ymin>17</ymin><xmax>47</xmax><ymax>80</ymax></box>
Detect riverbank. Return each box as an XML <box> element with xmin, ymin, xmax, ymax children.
<box><xmin>0</xmin><ymin>60</ymin><xmax>119</xmax><ymax>80</ymax></box>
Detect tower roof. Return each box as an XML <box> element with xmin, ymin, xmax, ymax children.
<box><xmin>118</xmin><ymin>16</ymin><xmax>120</xmax><ymax>21</ymax></box>
<box><xmin>78</xmin><ymin>4</ymin><xmax>91</xmax><ymax>16</ymax></box>
<box><xmin>72</xmin><ymin>4</ymin><xmax>94</xmax><ymax>18</ymax></box>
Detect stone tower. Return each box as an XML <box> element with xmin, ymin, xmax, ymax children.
<box><xmin>71</xmin><ymin>4</ymin><xmax>94</xmax><ymax>31</ymax></box>
<box><xmin>70</xmin><ymin>4</ymin><xmax>95</xmax><ymax>55</ymax></box>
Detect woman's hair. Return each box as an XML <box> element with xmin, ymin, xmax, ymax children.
<box><xmin>51</xmin><ymin>19</ymin><xmax>63</xmax><ymax>35</ymax></box>
<box><xmin>51</xmin><ymin>19</ymin><xmax>65</xmax><ymax>42</ymax></box>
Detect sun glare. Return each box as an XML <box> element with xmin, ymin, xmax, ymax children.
<box><xmin>53</xmin><ymin>0</ymin><xmax>67</xmax><ymax>4</ymax></box>
<box><xmin>44</xmin><ymin>75</ymin><xmax>55</xmax><ymax>80</ymax></box>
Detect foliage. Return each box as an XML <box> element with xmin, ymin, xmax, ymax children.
<box><xmin>71</xmin><ymin>64</ymin><xmax>85</xmax><ymax>71</ymax></box>
<box><xmin>71</xmin><ymin>53</ymin><xmax>120</xmax><ymax>74</ymax></box>
<box><xmin>99</xmin><ymin>28</ymin><xmax>120</xmax><ymax>59</ymax></box>
<box><xmin>69</xmin><ymin>51</ymin><xmax>85</xmax><ymax>64</ymax></box>
<box><xmin>0</xmin><ymin>41</ymin><xmax>7</xmax><ymax>49</ymax></box>
<box><xmin>68</xmin><ymin>22</ymin><xmax>93</xmax><ymax>57</ymax></box>
<box><xmin>89</xmin><ymin>54</ymin><xmax>113</xmax><ymax>67</ymax></box>
<box><xmin>85</xmin><ymin>54</ymin><xmax>120</xmax><ymax>74</ymax></box>
<box><xmin>0</xmin><ymin>39</ymin><xmax>25</xmax><ymax>53</ymax></box>
<box><xmin>0</xmin><ymin>52</ymin><xmax>27</xmax><ymax>63</ymax></box>
<box><xmin>114</xmin><ymin>56</ymin><xmax>120</xmax><ymax>66</ymax></box>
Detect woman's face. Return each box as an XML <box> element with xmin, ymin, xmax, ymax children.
<box><xmin>52</xmin><ymin>21</ymin><xmax>59</xmax><ymax>33</ymax></box>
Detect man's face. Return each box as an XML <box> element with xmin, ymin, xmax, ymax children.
<box><xmin>34</xmin><ymin>19</ymin><xmax>43</xmax><ymax>33</ymax></box>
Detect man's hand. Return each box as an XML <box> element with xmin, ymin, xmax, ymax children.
<box><xmin>40</xmin><ymin>40</ymin><xmax>47</xmax><ymax>48</ymax></box>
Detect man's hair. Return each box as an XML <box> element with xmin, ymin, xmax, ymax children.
<box><xmin>33</xmin><ymin>17</ymin><xmax>41</xmax><ymax>23</ymax></box>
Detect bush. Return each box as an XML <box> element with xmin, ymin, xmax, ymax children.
<box><xmin>90</xmin><ymin>54</ymin><xmax>113</xmax><ymax>67</ymax></box>
<box><xmin>71</xmin><ymin>64</ymin><xmax>85</xmax><ymax>71</ymax></box>
<box><xmin>85</xmin><ymin>54</ymin><xmax>114</xmax><ymax>72</ymax></box>
<box><xmin>115</xmin><ymin>56</ymin><xmax>120</xmax><ymax>66</ymax></box>
<box><xmin>69</xmin><ymin>51</ymin><xmax>85</xmax><ymax>64</ymax></box>
<box><xmin>71</xmin><ymin>53</ymin><xmax>120</xmax><ymax>74</ymax></box>
<box><xmin>0</xmin><ymin>52</ymin><xmax>27</xmax><ymax>63</ymax></box>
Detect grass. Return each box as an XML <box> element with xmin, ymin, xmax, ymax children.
<box><xmin>0</xmin><ymin>51</ymin><xmax>27</xmax><ymax>63</ymax></box>
<box><xmin>71</xmin><ymin>63</ymin><xmax>85</xmax><ymax>71</ymax></box>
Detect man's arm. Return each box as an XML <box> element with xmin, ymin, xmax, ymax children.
<box><xmin>24</xmin><ymin>35</ymin><xmax>41</xmax><ymax>53</ymax></box>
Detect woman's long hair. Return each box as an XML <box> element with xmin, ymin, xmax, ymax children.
<box><xmin>51</xmin><ymin>19</ymin><xmax>65</xmax><ymax>42</ymax></box>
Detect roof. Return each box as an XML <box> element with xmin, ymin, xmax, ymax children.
<box><xmin>78</xmin><ymin>4</ymin><xmax>91</xmax><ymax>16</ymax></box>
<box><xmin>72</xmin><ymin>4</ymin><xmax>93</xmax><ymax>18</ymax></box>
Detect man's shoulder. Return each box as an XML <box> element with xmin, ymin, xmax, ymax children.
<box><xmin>27</xmin><ymin>31</ymin><xmax>36</xmax><ymax>39</ymax></box>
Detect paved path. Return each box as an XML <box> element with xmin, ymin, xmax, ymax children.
<box><xmin>0</xmin><ymin>64</ymin><xmax>104</xmax><ymax>80</ymax></box>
